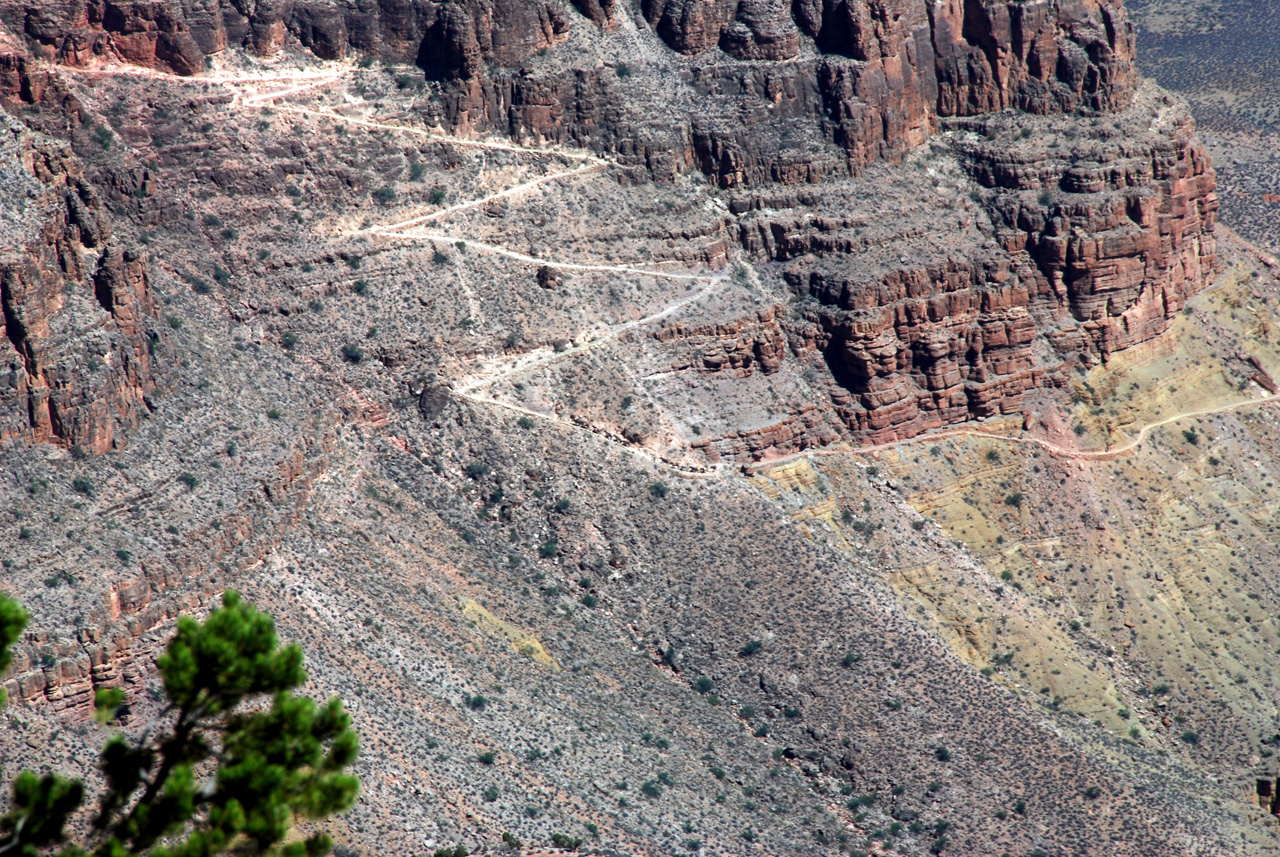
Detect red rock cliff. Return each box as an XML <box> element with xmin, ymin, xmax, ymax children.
<box><xmin>0</xmin><ymin>1</ymin><xmax>1219</xmax><ymax>450</ymax></box>
<box><xmin>0</xmin><ymin>119</ymin><xmax>156</xmax><ymax>452</ymax></box>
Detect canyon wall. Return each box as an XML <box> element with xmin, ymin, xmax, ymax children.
<box><xmin>0</xmin><ymin>117</ymin><xmax>157</xmax><ymax>453</ymax></box>
<box><xmin>0</xmin><ymin>0</ymin><xmax>1219</xmax><ymax>449</ymax></box>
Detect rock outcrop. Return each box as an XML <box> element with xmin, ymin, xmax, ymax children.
<box><xmin>0</xmin><ymin>1</ymin><xmax>1140</xmax><ymax>185</ymax></box>
<box><xmin>0</xmin><ymin>0</ymin><xmax>1219</xmax><ymax>448</ymax></box>
<box><xmin>0</xmin><ymin>118</ymin><xmax>156</xmax><ymax>452</ymax></box>
<box><xmin>725</xmin><ymin>84</ymin><xmax>1218</xmax><ymax>445</ymax></box>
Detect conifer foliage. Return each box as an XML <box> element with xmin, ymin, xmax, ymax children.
<box><xmin>0</xmin><ymin>591</ymin><xmax>359</xmax><ymax>857</ymax></box>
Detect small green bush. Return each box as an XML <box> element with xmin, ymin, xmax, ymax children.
<box><xmin>178</xmin><ymin>472</ymin><xmax>198</xmax><ymax>489</ymax></box>
<box><xmin>550</xmin><ymin>834</ymin><xmax>582</xmax><ymax>850</ymax></box>
<box><xmin>649</xmin><ymin>482</ymin><xmax>668</xmax><ymax>499</ymax></box>
<box><xmin>72</xmin><ymin>477</ymin><xmax>94</xmax><ymax>497</ymax></box>
<box><xmin>738</xmin><ymin>639</ymin><xmax>762</xmax><ymax>657</ymax></box>
<box><xmin>341</xmin><ymin>344</ymin><xmax>364</xmax><ymax>363</ymax></box>
<box><xmin>429</xmin><ymin>186</ymin><xmax>446</xmax><ymax>204</ymax></box>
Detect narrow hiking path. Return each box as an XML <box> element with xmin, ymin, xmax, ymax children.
<box><xmin>70</xmin><ymin>60</ymin><xmax>1277</xmax><ymax>480</ymax></box>
<box><xmin>364</xmin><ymin>162</ymin><xmax>607</xmax><ymax>236</ymax></box>
<box><xmin>745</xmin><ymin>392</ymin><xmax>1280</xmax><ymax>474</ymax></box>
<box><xmin>454</xmin><ymin>274</ymin><xmax>728</xmax><ymax>396</ymax></box>
<box><xmin>63</xmin><ymin>60</ymin><xmax>729</xmax><ymax>478</ymax></box>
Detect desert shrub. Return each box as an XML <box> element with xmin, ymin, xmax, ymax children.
<box><xmin>738</xmin><ymin>639</ymin><xmax>762</xmax><ymax>657</ymax></box>
<box><xmin>550</xmin><ymin>834</ymin><xmax>582</xmax><ymax>850</ymax></box>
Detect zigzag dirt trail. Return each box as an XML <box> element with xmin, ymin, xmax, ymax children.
<box><xmin>72</xmin><ymin>60</ymin><xmax>1275</xmax><ymax>480</ymax></box>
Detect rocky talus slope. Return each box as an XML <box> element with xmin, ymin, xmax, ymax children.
<box><xmin>0</xmin><ymin>1</ymin><xmax>1273</xmax><ymax>856</ymax></box>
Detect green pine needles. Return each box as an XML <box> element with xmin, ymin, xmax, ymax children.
<box><xmin>0</xmin><ymin>590</ymin><xmax>359</xmax><ymax>857</ymax></box>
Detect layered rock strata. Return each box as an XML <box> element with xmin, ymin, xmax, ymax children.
<box><xmin>0</xmin><ymin>119</ymin><xmax>156</xmax><ymax>452</ymax></box>
<box><xmin>728</xmin><ymin>85</ymin><xmax>1217</xmax><ymax>444</ymax></box>
<box><xmin>0</xmin><ymin>0</ymin><xmax>1219</xmax><ymax>448</ymax></box>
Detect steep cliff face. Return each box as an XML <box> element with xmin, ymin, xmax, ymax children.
<box><xmin>0</xmin><ymin>1</ymin><xmax>1139</xmax><ymax>183</ymax></box>
<box><xmin>0</xmin><ymin>0</ymin><xmax>1218</xmax><ymax>448</ymax></box>
<box><xmin>0</xmin><ymin>118</ymin><xmax>156</xmax><ymax>452</ymax></box>
<box><xmin>742</xmin><ymin>84</ymin><xmax>1218</xmax><ymax>444</ymax></box>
